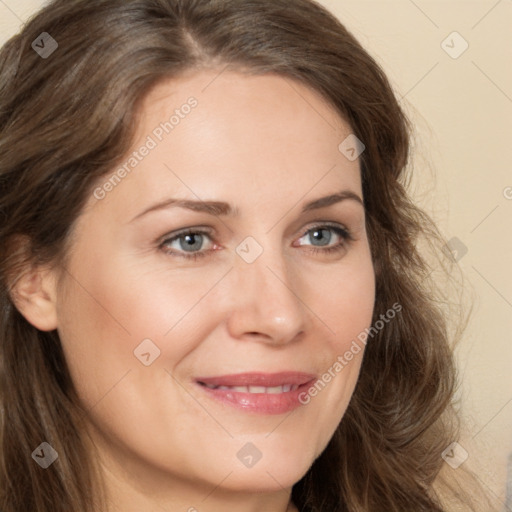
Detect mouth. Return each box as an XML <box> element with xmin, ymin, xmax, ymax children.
<box><xmin>195</xmin><ymin>372</ymin><xmax>317</xmax><ymax>414</ymax></box>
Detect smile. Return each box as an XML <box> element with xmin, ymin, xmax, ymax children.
<box><xmin>195</xmin><ymin>372</ymin><xmax>317</xmax><ymax>414</ymax></box>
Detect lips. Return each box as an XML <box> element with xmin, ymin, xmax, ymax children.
<box><xmin>195</xmin><ymin>372</ymin><xmax>317</xmax><ymax>414</ymax></box>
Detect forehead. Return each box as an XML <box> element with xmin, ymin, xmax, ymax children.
<box><xmin>89</xmin><ymin>70</ymin><xmax>362</xmax><ymax>219</ymax></box>
<box><xmin>137</xmin><ymin>69</ymin><xmax>353</xmax><ymax>157</ymax></box>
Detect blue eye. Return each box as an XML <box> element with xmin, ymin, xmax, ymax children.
<box><xmin>159</xmin><ymin>223</ymin><xmax>352</xmax><ymax>260</ymax></box>
<box><xmin>160</xmin><ymin>229</ymin><xmax>214</xmax><ymax>260</ymax></box>
<box><xmin>296</xmin><ymin>224</ymin><xmax>352</xmax><ymax>255</ymax></box>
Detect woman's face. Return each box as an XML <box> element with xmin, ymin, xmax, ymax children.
<box><xmin>53</xmin><ymin>70</ymin><xmax>375</xmax><ymax>507</ymax></box>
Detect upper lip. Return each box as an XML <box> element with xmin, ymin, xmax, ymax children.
<box><xmin>196</xmin><ymin>371</ymin><xmax>317</xmax><ymax>387</ymax></box>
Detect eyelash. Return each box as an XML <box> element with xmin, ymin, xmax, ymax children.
<box><xmin>158</xmin><ymin>223</ymin><xmax>353</xmax><ymax>261</ymax></box>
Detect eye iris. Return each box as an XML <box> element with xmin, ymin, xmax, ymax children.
<box><xmin>310</xmin><ymin>228</ymin><xmax>331</xmax><ymax>246</ymax></box>
<box><xmin>180</xmin><ymin>233</ymin><xmax>203</xmax><ymax>252</ymax></box>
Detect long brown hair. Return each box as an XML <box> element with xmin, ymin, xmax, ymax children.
<box><xmin>0</xmin><ymin>0</ymin><xmax>481</xmax><ymax>510</ymax></box>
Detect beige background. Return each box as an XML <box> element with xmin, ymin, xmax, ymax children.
<box><xmin>1</xmin><ymin>0</ymin><xmax>511</xmax><ymax>507</ymax></box>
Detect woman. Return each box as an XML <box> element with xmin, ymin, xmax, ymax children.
<box><xmin>0</xmin><ymin>0</ymin><xmax>490</xmax><ymax>510</ymax></box>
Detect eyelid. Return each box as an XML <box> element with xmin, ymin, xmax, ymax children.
<box><xmin>299</xmin><ymin>221</ymin><xmax>353</xmax><ymax>241</ymax></box>
<box><xmin>157</xmin><ymin>225</ymin><xmax>215</xmax><ymax>244</ymax></box>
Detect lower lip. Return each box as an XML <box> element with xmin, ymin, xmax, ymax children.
<box><xmin>196</xmin><ymin>381</ymin><xmax>316</xmax><ymax>415</ymax></box>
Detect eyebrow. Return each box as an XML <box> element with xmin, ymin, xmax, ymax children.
<box><xmin>130</xmin><ymin>189</ymin><xmax>363</xmax><ymax>223</ymax></box>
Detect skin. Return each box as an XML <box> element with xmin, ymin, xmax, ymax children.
<box><xmin>14</xmin><ymin>69</ymin><xmax>375</xmax><ymax>512</ymax></box>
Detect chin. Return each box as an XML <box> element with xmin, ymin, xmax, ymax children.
<box><xmin>212</xmin><ymin>451</ymin><xmax>314</xmax><ymax>493</ymax></box>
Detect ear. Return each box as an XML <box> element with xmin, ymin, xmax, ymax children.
<box><xmin>9</xmin><ymin>265</ymin><xmax>59</xmax><ymax>332</ymax></box>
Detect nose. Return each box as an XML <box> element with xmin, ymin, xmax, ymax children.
<box><xmin>224</xmin><ymin>244</ymin><xmax>310</xmax><ymax>346</ymax></box>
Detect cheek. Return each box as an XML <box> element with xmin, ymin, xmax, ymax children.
<box><xmin>322</xmin><ymin>252</ymin><xmax>376</xmax><ymax>350</ymax></box>
<box><xmin>301</xmin><ymin>252</ymin><xmax>374</xmax><ymax>438</ymax></box>
<box><xmin>56</xmin><ymin>249</ymin><xmax>228</xmax><ymax>396</ymax></box>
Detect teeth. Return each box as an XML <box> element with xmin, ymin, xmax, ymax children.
<box><xmin>203</xmin><ymin>383</ymin><xmax>299</xmax><ymax>393</ymax></box>
<box><xmin>248</xmin><ymin>386</ymin><xmax>266</xmax><ymax>393</ymax></box>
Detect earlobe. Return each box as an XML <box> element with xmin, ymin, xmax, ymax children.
<box><xmin>9</xmin><ymin>266</ymin><xmax>59</xmax><ymax>332</ymax></box>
